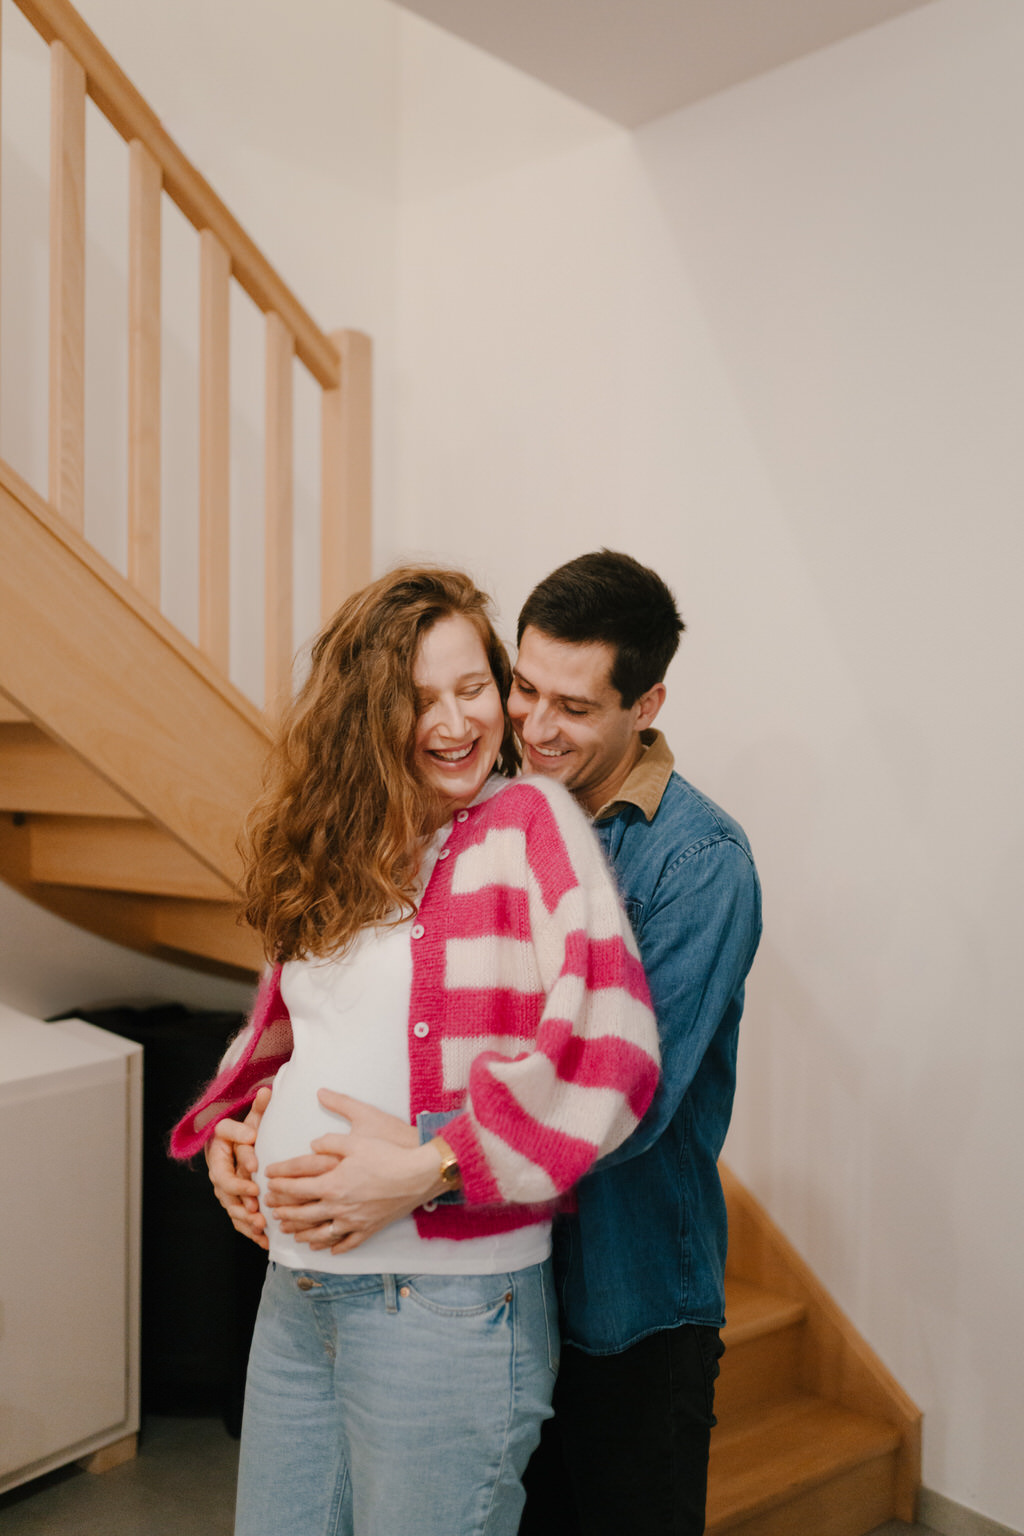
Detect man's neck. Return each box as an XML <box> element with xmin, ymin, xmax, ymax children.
<box><xmin>577</xmin><ymin>733</ymin><xmax>646</xmax><ymax>817</ymax></box>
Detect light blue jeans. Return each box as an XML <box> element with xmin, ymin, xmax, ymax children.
<box><xmin>235</xmin><ymin>1261</ymin><xmax>558</xmax><ymax>1536</ymax></box>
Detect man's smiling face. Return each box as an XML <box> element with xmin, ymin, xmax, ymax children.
<box><xmin>508</xmin><ymin>626</ymin><xmax>660</xmax><ymax>815</ymax></box>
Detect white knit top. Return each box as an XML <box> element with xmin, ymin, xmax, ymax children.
<box><xmin>254</xmin><ymin>793</ymin><xmax>551</xmax><ymax>1275</ymax></box>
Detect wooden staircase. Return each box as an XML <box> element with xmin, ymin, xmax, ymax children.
<box><xmin>0</xmin><ymin>0</ymin><xmax>371</xmax><ymax>980</ymax></box>
<box><xmin>708</xmin><ymin>1168</ymin><xmax>921</xmax><ymax>1535</ymax></box>
<box><xmin>0</xmin><ymin>458</ymin><xmax>268</xmax><ymax>977</ymax></box>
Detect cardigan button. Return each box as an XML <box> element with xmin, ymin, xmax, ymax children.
<box><xmin>411</xmin><ymin>923</ymin><xmax>425</xmax><ymax>939</ymax></box>
<box><xmin>413</xmin><ymin>1021</ymin><xmax>430</xmax><ymax>1039</ymax></box>
<box><xmin>437</xmin><ymin>847</ymin><xmax>450</xmax><ymax>859</ymax></box>
<box><xmin>456</xmin><ymin>809</ymin><xmax>469</xmax><ymax>822</ymax></box>
<box><xmin>422</xmin><ymin>1200</ymin><xmax>438</xmax><ymax>1213</ymax></box>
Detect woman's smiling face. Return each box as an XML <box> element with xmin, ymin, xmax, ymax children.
<box><xmin>412</xmin><ymin>614</ymin><xmax>506</xmax><ymax>813</ymax></box>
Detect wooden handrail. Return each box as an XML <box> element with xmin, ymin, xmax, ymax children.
<box><xmin>16</xmin><ymin>0</ymin><xmax>340</xmax><ymax>389</ymax></box>
<box><xmin>6</xmin><ymin>0</ymin><xmax>372</xmax><ymax>713</ymax></box>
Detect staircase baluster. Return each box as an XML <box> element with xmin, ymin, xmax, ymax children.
<box><xmin>199</xmin><ymin>228</ymin><xmax>231</xmax><ymax>673</ymax></box>
<box><xmin>48</xmin><ymin>38</ymin><xmax>86</xmax><ymax>530</ymax></box>
<box><xmin>264</xmin><ymin>312</ymin><xmax>295</xmax><ymax>714</ymax></box>
<box><xmin>127</xmin><ymin>139</ymin><xmax>161</xmax><ymax>607</ymax></box>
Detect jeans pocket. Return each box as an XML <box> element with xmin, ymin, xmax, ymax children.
<box><xmin>399</xmin><ymin>1272</ymin><xmax>514</xmax><ymax>1318</ymax></box>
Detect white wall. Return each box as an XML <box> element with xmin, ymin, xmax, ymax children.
<box><xmin>394</xmin><ymin>2</ymin><xmax>1024</xmax><ymax>1527</ymax></box>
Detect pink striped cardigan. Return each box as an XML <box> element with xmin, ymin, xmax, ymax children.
<box><xmin>170</xmin><ymin>776</ymin><xmax>659</xmax><ymax>1241</ymax></box>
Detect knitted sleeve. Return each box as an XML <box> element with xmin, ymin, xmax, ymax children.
<box><xmin>167</xmin><ymin>969</ymin><xmax>294</xmax><ymax>1159</ymax></box>
<box><xmin>436</xmin><ymin>779</ymin><xmax>660</xmax><ymax>1205</ymax></box>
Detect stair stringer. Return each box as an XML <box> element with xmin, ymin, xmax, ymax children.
<box><xmin>0</xmin><ymin>457</ymin><xmax>270</xmax><ymax>975</ymax></box>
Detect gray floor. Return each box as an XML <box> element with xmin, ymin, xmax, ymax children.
<box><xmin>0</xmin><ymin>1418</ymin><xmax>239</xmax><ymax>1535</ymax></box>
<box><xmin>0</xmin><ymin>1417</ymin><xmax>941</xmax><ymax>1535</ymax></box>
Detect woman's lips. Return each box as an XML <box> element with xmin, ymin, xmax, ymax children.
<box><xmin>428</xmin><ymin>739</ymin><xmax>478</xmax><ymax>764</ymax></box>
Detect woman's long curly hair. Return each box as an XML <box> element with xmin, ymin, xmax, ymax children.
<box><xmin>241</xmin><ymin>565</ymin><xmax>520</xmax><ymax>964</ymax></box>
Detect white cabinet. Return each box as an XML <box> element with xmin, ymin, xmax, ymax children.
<box><xmin>0</xmin><ymin>1004</ymin><xmax>142</xmax><ymax>1493</ymax></box>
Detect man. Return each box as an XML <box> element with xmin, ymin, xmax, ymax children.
<box><xmin>208</xmin><ymin>550</ymin><xmax>761</xmax><ymax>1535</ymax></box>
<box><xmin>507</xmin><ymin>551</ymin><xmax>761</xmax><ymax>1535</ymax></box>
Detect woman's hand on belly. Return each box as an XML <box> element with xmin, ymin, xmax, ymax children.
<box><xmin>264</xmin><ymin>1115</ymin><xmax>449</xmax><ymax>1255</ymax></box>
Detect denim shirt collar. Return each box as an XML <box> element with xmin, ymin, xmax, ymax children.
<box><xmin>593</xmin><ymin>729</ymin><xmax>674</xmax><ymax>825</ymax></box>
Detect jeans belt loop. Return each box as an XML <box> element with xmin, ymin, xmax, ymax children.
<box><xmin>384</xmin><ymin>1274</ymin><xmax>398</xmax><ymax>1314</ymax></box>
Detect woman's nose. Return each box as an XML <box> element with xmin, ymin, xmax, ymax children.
<box><xmin>436</xmin><ymin>697</ymin><xmax>466</xmax><ymax>738</ymax></box>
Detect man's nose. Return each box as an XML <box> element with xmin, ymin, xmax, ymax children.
<box><xmin>519</xmin><ymin>699</ymin><xmax>556</xmax><ymax>742</ymax></box>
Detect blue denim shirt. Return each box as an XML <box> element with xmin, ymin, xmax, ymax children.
<box><xmin>554</xmin><ymin>732</ymin><xmax>761</xmax><ymax>1355</ymax></box>
<box><xmin>419</xmin><ymin>733</ymin><xmax>761</xmax><ymax>1355</ymax></box>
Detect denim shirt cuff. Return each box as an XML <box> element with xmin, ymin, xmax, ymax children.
<box><xmin>416</xmin><ymin>1110</ymin><xmax>464</xmax><ymax>1205</ymax></box>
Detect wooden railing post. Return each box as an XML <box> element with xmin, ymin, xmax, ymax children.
<box><xmin>321</xmin><ymin>329</ymin><xmax>372</xmax><ymax>622</ymax></box>
<box><xmin>264</xmin><ymin>312</ymin><xmax>294</xmax><ymax>713</ymax></box>
<box><xmin>0</xmin><ymin>3</ymin><xmax>3</xmax><ymax>399</ymax></box>
<box><xmin>49</xmin><ymin>39</ymin><xmax>86</xmax><ymax>531</ymax></box>
<box><xmin>11</xmin><ymin>0</ymin><xmax>371</xmax><ymax>721</ymax></box>
<box><xmin>127</xmin><ymin>141</ymin><xmax>162</xmax><ymax>606</ymax></box>
<box><xmin>199</xmin><ymin>229</ymin><xmax>231</xmax><ymax>672</ymax></box>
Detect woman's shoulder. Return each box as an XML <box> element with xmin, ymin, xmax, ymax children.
<box><xmin>476</xmin><ymin>772</ymin><xmax>588</xmax><ymax>833</ymax></box>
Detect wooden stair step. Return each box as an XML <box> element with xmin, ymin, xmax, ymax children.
<box><xmin>716</xmin><ymin>1277</ymin><xmax>807</xmax><ymax>1422</ymax></box>
<box><xmin>723</xmin><ymin>1277</ymin><xmax>806</xmax><ymax>1345</ymax></box>
<box><xmin>19</xmin><ymin>814</ymin><xmax>234</xmax><ymax>899</ymax></box>
<box><xmin>0</xmin><ymin>723</ymin><xmax>144</xmax><ymax>816</ymax></box>
<box><xmin>707</xmin><ymin>1396</ymin><xmax>901</xmax><ymax>1536</ymax></box>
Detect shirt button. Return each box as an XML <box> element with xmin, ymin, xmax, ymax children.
<box><xmin>456</xmin><ymin>810</ymin><xmax>469</xmax><ymax>822</ymax></box>
<box><xmin>411</xmin><ymin>923</ymin><xmax>425</xmax><ymax>939</ymax></box>
<box><xmin>413</xmin><ymin>1021</ymin><xmax>430</xmax><ymax>1038</ymax></box>
<box><xmin>437</xmin><ymin>848</ymin><xmax>450</xmax><ymax>860</ymax></box>
<box><xmin>422</xmin><ymin>1200</ymin><xmax>438</xmax><ymax>1213</ymax></box>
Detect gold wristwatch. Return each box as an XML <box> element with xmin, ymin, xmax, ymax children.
<box><xmin>432</xmin><ymin>1136</ymin><xmax>461</xmax><ymax>1189</ymax></box>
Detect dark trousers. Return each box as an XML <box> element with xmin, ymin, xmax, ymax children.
<box><xmin>519</xmin><ymin>1323</ymin><xmax>723</xmax><ymax>1536</ymax></box>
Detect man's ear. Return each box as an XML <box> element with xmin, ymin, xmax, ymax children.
<box><xmin>634</xmin><ymin>682</ymin><xmax>666</xmax><ymax>733</ymax></box>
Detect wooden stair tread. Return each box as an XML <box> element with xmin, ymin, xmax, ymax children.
<box><xmin>708</xmin><ymin>1396</ymin><xmax>901</xmax><ymax>1528</ymax></box>
<box><xmin>23</xmin><ymin>815</ymin><xmax>233</xmax><ymax>899</ymax></box>
<box><xmin>723</xmin><ymin>1276</ymin><xmax>805</xmax><ymax>1344</ymax></box>
<box><xmin>0</xmin><ymin>723</ymin><xmax>144</xmax><ymax>817</ymax></box>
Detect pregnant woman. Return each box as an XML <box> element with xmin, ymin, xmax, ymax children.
<box><xmin>170</xmin><ymin>565</ymin><xmax>659</xmax><ymax>1536</ymax></box>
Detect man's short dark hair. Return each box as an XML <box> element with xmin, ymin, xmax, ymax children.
<box><xmin>517</xmin><ymin>550</ymin><xmax>685</xmax><ymax>707</ymax></box>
